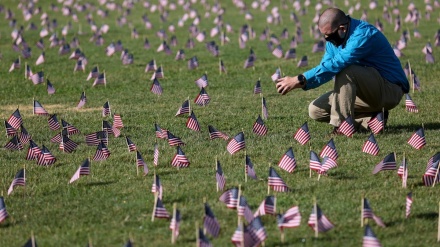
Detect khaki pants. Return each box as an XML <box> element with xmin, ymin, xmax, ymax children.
<box><xmin>308</xmin><ymin>65</ymin><xmax>404</xmax><ymax>129</ymax></box>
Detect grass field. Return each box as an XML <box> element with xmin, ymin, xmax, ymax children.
<box><xmin>1</xmin><ymin>0</ymin><xmax>440</xmax><ymax>246</ymax></box>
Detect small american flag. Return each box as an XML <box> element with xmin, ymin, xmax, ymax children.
<box><xmin>144</xmin><ymin>38</ymin><xmax>150</xmax><ymax>49</ymax></box>
<box><xmin>25</xmin><ymin>64</ymin><xmax>32</xmax><ymax>79</ymax></box>
<box><xmin>93</xmin><ymin>72</ymin><xmax>106</xmax><ymax>87</ymax></box>
<box><xmin>0</xmin><ymin>197</ymin><xmax>8</xmax><ymax>224</ymax></box>
<box><xmin>37</xmin><ymin>145</ymin><xmax>56</xmax><ymax>166</ymax></box>
<box><xmin>150</xmin><ymin>78</ymin><xmax>163</xmax><ymax>95</ymax></box>
<box><xmin>208</xmin><ymin>125</ymin><xmax>229</xmax><ymax>140</ymax></box>
<box><xmin>154</xmin><ymin>198</ymin><xmax>170</xmax><ymax>219</ymax></box>
<box><xmin>48</xmin><ymin>114</ymin><xmax>61</xmax><ymax>130</ymax></box>
<box><xmin>62</xmin><ymin>119</ymin><xmax>80</xmax><ymax>135</ymax></box>
<box><xmin>297</xmin><ymin>55</ymin><xmax>308</xmax><ymax>67</ymax></box>
<box><xmin>136</xmin><ymin>150</ymin><xmax>147</xmax><ymax>167</ymax></box>
<box><xmin>125</xmin><ymin>136</ymin><xmax>137</xmax><ymax>152</ymax></box>
<box><xmin>152</xmin><ymin>66</ymin><xmax>164</xmax><ymax>79</ymax></box>
<box><xmin>194</xmin><ymin>88</ymin><xmax>210</xmax><ymax>106</ymax></box>
<box><xmin>362</xmin><ymin>134</ymin><xmax>380</xmax><ymax>156</ymax></box>
<box><xmin>60</xmin><ymin>135</ymin><xmax>78</xmax><ymax>153</ymax></box>
<box><xmin>74</xmin><ymin>59</ymin><xmax>85</xmax><ymax>72</ymax></box>
<box><xmin>186</xmin><ymin>111</ymin><xmax>201</xmax><ymax>131</ymax></box>
<box><xmin>9</xmin><ymin>58</ymin><xmax>20</xmax><ymax>72</ymax></box>
<box><xmin>320</xmin><ymin>156</ymin><xmax>338</xmax><ymax>174</ymax></box>
<box><xmin>36</xmin><ymin>39</ymin><xmax>44</xmax><ymax>49</ymax></box>
<box><xmin>102</xmin><ymin>120</ymin><xmax>120</xmax><ymax>138</ymax></box>
<box><xmin>338</xmin><ymin>115</ymin><xmax>356</xmax><ymax>137</ymax></box>
<box><xmin>170</xmin><ymin>209</ymin><xmax>181</xmax><ymax>238</ymax></box>
<box><xmin>4</xmin><ymin>135</ymin><xmax>23</xmax><ymax>150</ymax></box>
<box><xmin>268</xmin><ymin>167</ymin><xmax>289</xmax><ymax>192</ymax></box>
<box><xmin>113</xmin><ymin>114</ymin><xmax>124</xmax><ymax>129</ymax></box>
<box><xmin>272</xmin><ymin>45</ymin><xmax>283</xmax><ymax>58</ymax></box>
<box><xmin>373</xmin><ymin>152</ymin><xmax>397</xmax><ymax>174</ymax></box>
<box><xmin>423</xmin><ymin>160</ymin><xmax>440</xmax><ymax>186</ymax></box>
<box><xmin>253</xmin><ymin>80</ymin><xmax>261</xmax><ymax>94</ymax></box>
<box><xmin>406</xmin><ymin>192</ymin><xmax>412</xmax><ymax>218</ymax></box>
<box><xmin>152</xmin><ymin>174</ymin><xmax>163</xmax><ymax>199</ymax></box>
<box><xmin>219</xmin><ymin>187</ymin><xmax>239</xmax><ymax>209</ymax></box>
<box><xmin>77</xmin><ymin>91</ymin><xmax>87</xmax><ymax>109</ymax></box>
<box><xmin>7</xmin><ymin>109</ymin><xmax>22</xmax><ymax>130</ymax></box>
<box><xmin>405</xmin><ymin>94</ymin><xmax>418</xmax><ymax>113</ymax></box>
<box><xmin>46</xmin><ymin>80</ymin><xmax>55</xmax><ymax>95</ymax></box>
<box><xmin>243</xmin><ymin>55</ymin><xmax>255</xmax><ymax>68</ymax></box>
<box><xmin>69</xmin><ymin>49</ymin><xmax>82</xmax><ymax>60</ymax></box>
<box><xmin>59</xmin><ymin>44</ymin><xmax>71</xmax><ymax>55</ymax></box>
<box><xmin>204</xmin><ymin>203</ymin><xmax>220</xmax><ymax>237</ymax></box>
<box><xmin>154</xmin><ymin>123</ymin><xmax>168</xmax><ymax>139</ymax></box>
<box><xmin>216</xmin><ymin>160</ymin><xmax>226</xmax><ymax>191</ymax></box>
<box><xmin>5</xmin><ymin>120</ymin><xmax>17</xmax><ymax>136</ymax></box>
<box><xmin>26</xmin><ymin>140</ymin><xmax>41</xmax><ymax>160</ymax></box>
<box><xmin>293</xmin><ymin>122</ymin><xmax>311</xmax><ymax>145</ymax></box>
<box><xmin>278</xmin><ymin>147</ymin><xmax>297</xmax><ymax>173</ymax></box>
<box><xmin>175</xmin><ymin>99</ymin><xmax>190</xmax><ymax>116</ymax></box>
<box><xmin>198</xmin><ymin>228</ymin><xmax>212</xmax><ymax>247</ymax></box>
<box><xmin>87</xmin><ymin>66</ymin><xmax>99</xmax><ymax>81</ymax></box>
<box><xmin>167</xmin><ymin>131</ymin><xmax>185</xmax><ymax>146</ymax></box>
<box><xmin>69</xmin><ymin>159</ymin><xmax>90</xmax><ymax>184</ymax></box>
<box><xmin>19</xmin><ymin>125</ymin><xmax>31</xmax><ymax>144</ymax></box>
<box><xmin>312</xmin><ymin>40</ymin><xmax>325</xmax><ymax>53</ymax></box>
<box><xmin>368</xmin><ymin>112</ymin><xmax>385</xmax><ymax>134</ymax></box>
<box><xmin>407</xmin><ymin>127</ymin><xmax>426</xmax><ymax>150</ymax></box>
<box><xmin>7</xmin><ymin>168</ymin><xmax>25</xmax><ymax>195</ymax></box>
<box><xmin>31</xmin><ymin>71</ymin><xmax>44</xmax><ymax>85</ymax></box>
<box><xmin>307</xmin><ymin>204</ymin><xmax>334</xmax><ymax>233</ymax></box>
<box><xmin>175</xmin><ymin>49</ymin><xmax>185</xmax><ymax>61</ymax></box>
<box><xmin>102</xmin><ymin>101</ymin><xmax>111</xmax><ymax>117</ymax></box>
<box><xmin>188</xmin><ymin>56</ymin><xmax>199</xmax><ymax>69</ymax></box>
<box><xmin>93</xmin><ymin>141</ymin><xmax>111</xmax><ymax>161</ymax></box>
<box><xmin>319</xmin><ymin>138</ymin><xmax>338</xmax><ymax>160</ymax></box>
<box><xmin>363</xmin><ymin>198</ymin><xmax>386</xmax><ymax>227</ymax></box>
<box><xmin>219</xmin><ymin>59</ymin><xmax>226</xmax><ymax>73</ymax></box>
<box><xmin>309</xmin><ymin>150</ymin><xmax>321</xmax><ymax>173</ymax></box>
<box><xmin>33</xmin><ymin>100</ymin><xmax>48</xmax><ymax>115</ymax></box>
<box><xmin>85</xmin><ymin>131</ymin><xmax>107</xmax><ymax>146</ymax></box>
<box><xmin>245</xmin><ymin>155</ymin><xmax>258</xmax><ymax>180</ymax></box>
<box><xmin>363</xmin><ymin>225</ymin><xmax>382</xmax><ymax>247</ymax></box>
<box><xmin>195</xmin><ymin>74</ymin><xmax>208</xmax><ymax>89</ymax></box>
<box><xmin>278</xmin><ymin>206</ymin><xmax>302</xmax><ymax>231</ymax></box>
<box><xmin>248</xmin><ymin>217</ymin><xmax>267</xmax><ymax>244</ymax></box>
<box><xmin>261</xmin><ymin>97</ymin><xmax>268</xmax><ymax>120</ymax></box>
<box><xmin>252</xmin><ymin>115</ymin><xmax>268</xmax><ymax>136</ymax></box>
<box><xmin>254</xmin><ymin>196</ymin><xmax>275</xmax><ymax>217</ymax></box>
<box><xmin>153</xmin><ymin>143</ymin><xmax>159</xmax><ymax>166</ymax></box>
<box><xmin>227</xmin><ymin>132</ymin><xmax>245</xmax><ymax>155</ymax></box>
<box><xmin>36</xmin><ymin>52</ymin><xmax>45</xmax><ymax>65</ymax></box>
<box><xmin>171</xmin><ymin>146</ymin><xmax>190</xmax><ymax>168</ymax></box>
<box><xmin>271</xmin><ymin>68</ymin><xmax>281</xmax><ymax>82</ymax></box>
<box><xmin>238</xmin><ymin>196</ymin><xmax>254</xmax><ymax>223</ymax></box>
<box><xmin>284</xmin><ymin>48</ymin><xmax>296</xmax><ymax>60</ymax></box>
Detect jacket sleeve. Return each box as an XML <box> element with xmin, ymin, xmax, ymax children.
<box><xmin>303</xmin><ymin>27</ymin><xmax>377</xmax><ymax>90</ymax></box>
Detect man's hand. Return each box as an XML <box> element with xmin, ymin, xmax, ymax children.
<box><xmin>275</xmin><ymin>76</ymin><xmax>303</xmax><ymax>95</ymax></box>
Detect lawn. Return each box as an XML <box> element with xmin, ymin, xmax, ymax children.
<box><xmin>1</xmin><ymin>0</ymin><xmax>440</xmax><ymax>246</ymax></box>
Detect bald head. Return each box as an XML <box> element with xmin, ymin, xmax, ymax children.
<box><xmin>318</xmin><ymin>8</ymin><xmax>348</xmax><ymax>30</ymax></box>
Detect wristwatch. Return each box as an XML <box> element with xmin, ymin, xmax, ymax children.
<box><xmin>298</xmin><ymin>74</ymin><xmax>306</xmax><ymax>86</ymax></box>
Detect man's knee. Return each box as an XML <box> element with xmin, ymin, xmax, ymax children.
<box><xmin>308</xmin><ymin>101</ymin><xmax>321</xmax><ymax>121</ymax></box>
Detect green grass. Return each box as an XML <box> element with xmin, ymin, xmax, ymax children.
<box><xmin>1</xmin><ymin>0</ymin><xmax>440</xmax><ymax>246</ymax></box>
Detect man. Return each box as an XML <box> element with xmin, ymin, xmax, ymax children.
<box><xmin>276</xmin><ymin>8</ymin><xmax>409</xmax><ymax>133</ymax></box>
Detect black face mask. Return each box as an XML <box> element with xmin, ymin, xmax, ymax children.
<box><xmin>324</xmin><ymin>23</ymin><xmax>348</xmax><ymax>47</ymax></box>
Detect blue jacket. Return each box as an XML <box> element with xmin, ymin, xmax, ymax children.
<box><xmin>303</xmin><ymin>17</ymin><xmax>409</xmax><ymax>93</ymax></box>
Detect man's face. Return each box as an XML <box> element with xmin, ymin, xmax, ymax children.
<box><xmin>320</xmin><ymin>23</ymin><xmax>347</xmax><ymax>47</ymax></box>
